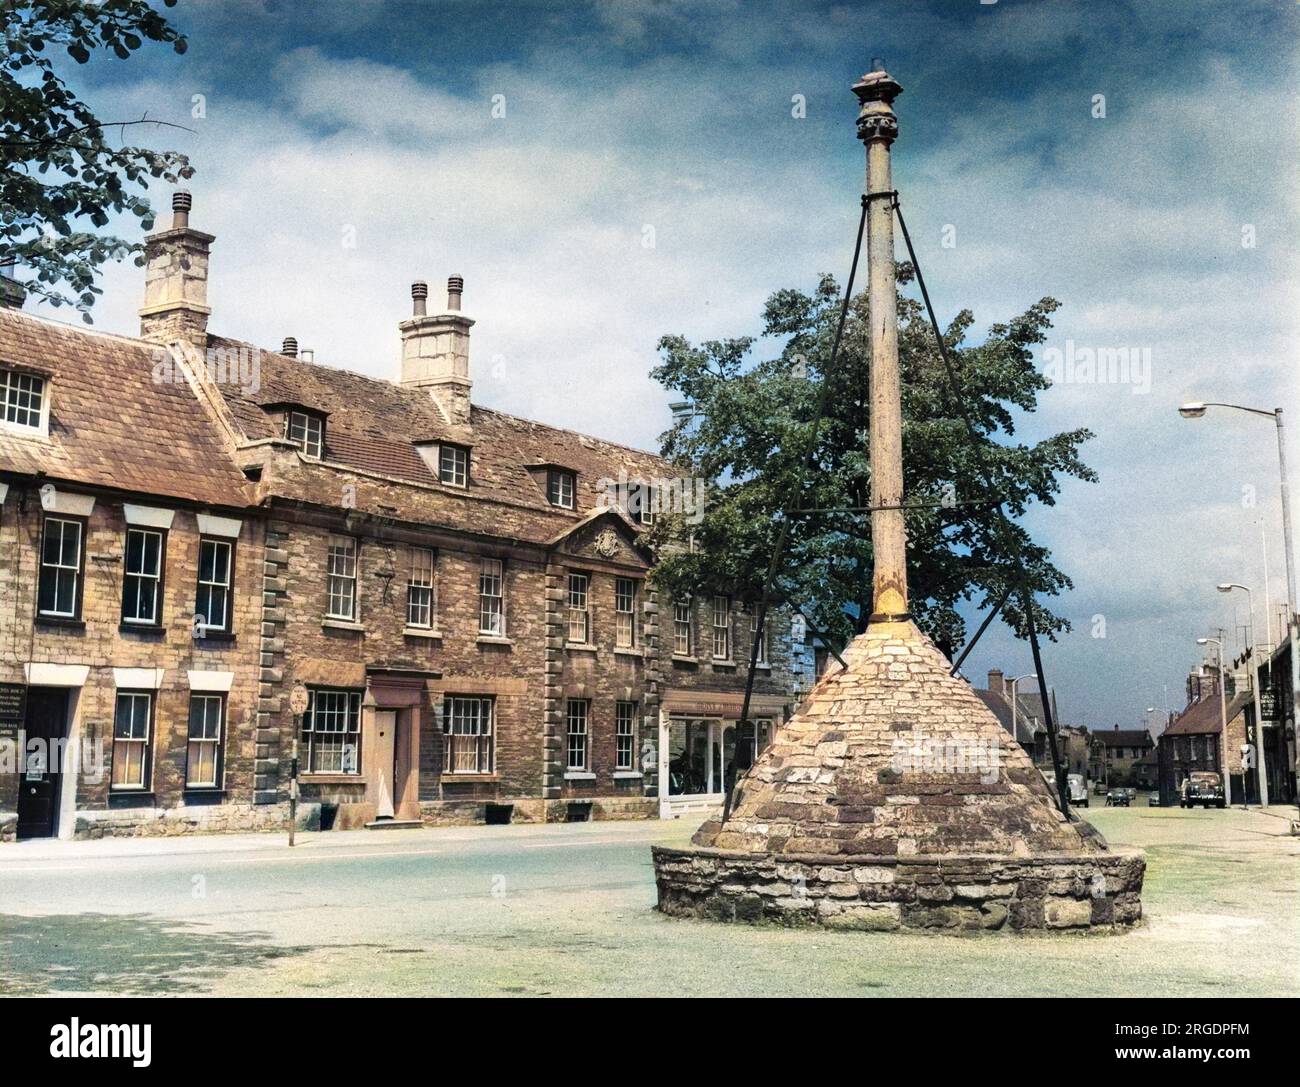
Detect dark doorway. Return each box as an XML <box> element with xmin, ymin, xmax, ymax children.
<box><xmin>16</xmin><ymin>688</ymin><xmax>69</xmax><ymax>840</ymax></box>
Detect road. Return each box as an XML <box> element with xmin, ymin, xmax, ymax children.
<box><xmin>1</xmin><ymin>805</ymin><xmax>1296</xmax><ymax>997</ymax></box>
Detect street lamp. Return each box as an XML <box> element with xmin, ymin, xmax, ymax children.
<box><xmin>1217</xmin><ymin>582</ymin><xmax>1267</xmax><ymax>806</ymax></box>
<box><xmin>1007</xmin><ymin>673</ymin><xmax>1036</xmax><ymax>750</ymax></box>
<box><xmin>1197</xmin><ymin>637</ymin><xmax>1237</xmax><ymax>807</ymax></box>
<box><xmin>1181</xmin><ymin>400</ymin><xmax>1297</xmax><ymax>812</ymax></box>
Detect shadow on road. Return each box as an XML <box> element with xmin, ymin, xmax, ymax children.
<box><xmin>0</xmin><ymin>913</ymin><xmax>310</xmax><ymax>995</ymax></box>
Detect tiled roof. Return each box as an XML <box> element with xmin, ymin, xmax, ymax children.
<box><xmin>1162</xmin><ymin>692</ymin><xmax>1250</xmax><ymax>737</ymax></box>
<box><xmin>208</xmin><ymin>334</ymin><xmax>676</xmax><ymax>544</ymax></box>
<box><xmin>1097</xmin><ymin>728</ymin><xmax>1153</xmax><ymax>748</ymax></box>
<box><xmin>974</xmin><ymin>689</ymin><xmax>1040</xmax><ymax>745</ymax></box>
<box><xmin>0</xmin><ymin>310</ymin><xmax>254</xmax><ymax>508</ymax></box>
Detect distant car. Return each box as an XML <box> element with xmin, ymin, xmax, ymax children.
<box><xmin>1181</xmin><ymin>771</ymin><xmax>1226</xmax><ymax>809</ymax></box>
<box><xmin>1148</xmin><ymin>791</ymin><xmax>1162</xmax><ymax>807</ymax></box>
<box><xmin>1105</xmin><ymin>788</ymin><xmax>1132</xmax><ymax>807</ymax></box>
<box><xmin>1094</xmin><ymin>781</ymin><xmax>1108</xmax><ymax>796</ymax></box>
<box><xmin>1067</xmin><ymin>773</ymin><xmax>1089</xmax><ymax>807</ymax></box>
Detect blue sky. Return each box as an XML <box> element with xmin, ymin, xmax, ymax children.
<box><xmin>30</xmin><ymin>0</ymin><xmax>1300</xmax><ymax>729</ymax></box>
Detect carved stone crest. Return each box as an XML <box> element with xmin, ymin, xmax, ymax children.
<box><xmin>593</xmin><ymin>528</ymin><xmax>620</xmax><ymax>558</ymax></box>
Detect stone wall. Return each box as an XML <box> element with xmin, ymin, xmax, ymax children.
<box><xmin>70</xmin><ymin>800</ymin><xmax>301</xmax><ymax>839</ymax></box>
<box><xmin>653</xmin><ymin>845</ymin><xmax>1146</xmax><ymax>933</ymax></box>
<box><xmin>0</xmin><ymin>489</ymin><xmax>262</xmax><ymax>820</ymax></box>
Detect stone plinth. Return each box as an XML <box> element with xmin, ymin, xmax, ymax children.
<box><xmin>653</xmin><ymin>845</ymin><xmax>1145</xmax><ymax>932</ymax></box>
<box><xmin>652</xmin><ymin>620</ymin><xmax>1145</xmax><ymax>932</ymax></box>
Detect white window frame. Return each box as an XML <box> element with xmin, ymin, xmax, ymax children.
<box><xmin>712</xmin><ymin>594</ymin><xmax>731</xmax><ymax>660</ymax></box>
<box><xmin>186</xmin><ymin>693</ymin><xmax>224</xmax><ymax>788</ymax></box>
<box><xmin>479</xmin><ymin>557</ymin><xmax>505</xmax><ymax>635</ymax></box>
<box><xmin>38</xmin><ymin>514</ymin><xmax>82</xmax><ymax>618</ymax></box>
<box><xmin>285</xmin><ymin>410</ymin><xmax>324</xmax><ymax>459</ymax></box>
<box><xmin>749</xmin><ymin>607</ymin><xmax>768</xmax><ymax>665</ymax></box>
<box><xmin>111</xmin><ymin>690</ymin><xmax>153</xmax><ymax>790</ymax></box>
<box><xmin>566</xmin><ymin>699</ymin><xmax>589</xmax><ymax>771</ymax></box>
<box><xmin>406</xmin><ymin>547</ymin><xmax>436</xmax><ymax>629</ymax></box>
<box><xmin>0</xmin><ymin>368</ymin><xmax>48</xmax><ymax>435</ymax></box>
<box><xmin>302</xmin><ymin>688</ymin><xmax>363</xmax><ymax>774</ymax></box>
<box><xmin>673</xmin><ymin>599</ymin><xmax>692</xmax><ymax>656</ymax></box>
<box><xmin>195</xmin><ymin>536</ymin><xmax>233</xmax><ymax>632</ymax></box>
<box><xmin>615</xmin><ymin>577</ymin><xmax>636</xmax><ymax>648</ymax></box>
<box><xmin>567</xmin><ymin>572</ymin><xmax>590</xmax><ymax>644</ymax></box>
<box><xmin>326</xmin><ymin>536</ymin><xmax>358</xmax><ymax>621</ymax></box>
<box><xmin>615</xmin><ymin>700</ymin><xmax>637</xmax><ymax>771</ymax></box>
<box><xmin>443</xmin><ymin>695</ymin><xmax>494</xmax><ymax>774</ymax></box>
<box><xmin>122</xmin><ymin>526</ymin><xmax>164</xmax><ymax>625</ymax></box>
<box><xmin>439</xmin><ymin>444</ymin><xmax>469</xmax><ymax>488</ymax></box>
<box><xmin>548</xmin><ymin>468</ymin><xmax>575</xmax><ymax>509</ymax></box>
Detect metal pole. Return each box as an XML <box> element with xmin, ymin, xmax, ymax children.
<box><xmin>1218</xmin><ymin>650</ymin><xmax>1230</xmax><ymax>808</ymax></box>
<box><xmin>1275</xmin><ymin>410</ymin><xmax>1299</xmax><ymax>815</ymax></box>
<box><xmin>288</xmin><ymin>723</ymin><xmax>300</xmax><ymax>847</ymax></box>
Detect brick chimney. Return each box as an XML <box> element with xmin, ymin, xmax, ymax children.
<box><xmin>399</xmin><ymin>276</ymin><xmax>473</xmax><ymax>427</ymax></box>
<box><xmin>139</xmin><ymin>191</ymin><xmax>214</xmax><ymax>348</ymax></box>
<box><xmin>0</xmin><ymin>260</ymin><xmax>25</xmax><ymax>310</ymax></box>
<box><xmin>987</xmin><ymin>668</ymin><xmax>1004</xmax><ymax>696</ymax></box>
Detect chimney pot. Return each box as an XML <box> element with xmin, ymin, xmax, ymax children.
<box><xmin>411</xmin><ymin>280</ymin><xmax>428</xmax><ymax>317</ymax></box>
<box><xmin>172</xmin><ymin>190</ymin><xmax>192</xmax><ymax>229</ymax></box>
<box><xmin>281</xmin><ymin>336</ymin><xmax>298</xmax><ymax>357</ymax></box>
<box><xmin>447</xmin><ymin>275</ymin><xmax>463</xmax><ymax>311</ymax></box>
<box><xmin>300</xmin><ymin>348</ymin><xmax>314</xmax><ymax>363</ymax></box>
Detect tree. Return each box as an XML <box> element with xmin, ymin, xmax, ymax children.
<box><xmin>2</xmin><ymin>0</ymin><xmax>192</xmax><ymax>321</ymax></box>
<box><xmin>648</xmin><ymin>266</ymin><xmax>1096</xmax><ymax>660</ymax></box>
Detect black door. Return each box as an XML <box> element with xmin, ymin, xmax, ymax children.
<box><xmin>16</xmin><ymin>688</ymin><xmax>69</xmax><ymax>840</ymax></box>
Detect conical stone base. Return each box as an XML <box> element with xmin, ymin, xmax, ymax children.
<box><xmin>653</xmin><ymin>621</ymin><xmax>1145</xmax><ymax>933</ymax></box>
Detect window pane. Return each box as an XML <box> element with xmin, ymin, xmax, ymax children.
<box><xmin>479</xmin><ymin>558</ymin><xmax>504</xmax><ymax>634</ymax></box>
<box><xmin>1</xmin><ymin>370</ymin><xmax>44</xmax><ymax>428</ymax></box>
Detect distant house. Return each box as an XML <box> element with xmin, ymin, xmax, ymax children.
<box><xmin>974</xmin><ymin>669</ymin><xmax>1052</xmax><ymax>767</ymax></box>
<box><xmin>1157</xmin><ymin>666</ymin><xmax>1250</xmax><ymax>804</ymax></box>
<box><xmin>1092</xmin><ymin>726</ymin><xmax>1155</xmax><ymax>787</ymax></box>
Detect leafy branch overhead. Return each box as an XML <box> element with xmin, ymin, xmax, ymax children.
<box><xmin>2</xmin><ymin>0</ymin><xmax>192</xmax><ymax>320</ymax></box>
<box><xmin>649</xmin><ymin>266</ymin><xmax>1096</xmax><ymax>658</ymax></box>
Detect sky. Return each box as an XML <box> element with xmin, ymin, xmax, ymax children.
<box><xmin>20</xmin><ymin>0</ymin><xmax>1300</xmax><ymax>731</ymax></box>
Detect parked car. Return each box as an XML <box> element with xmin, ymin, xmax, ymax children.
<box><xmin>1180</xmin><ymin>771</ymin><xmax>1226</xmax><ymax>809</ymax></box>
<box><xmin>1105</xmin><ymin>788</ymin><xmax>1132</xmax><ymax>807</ymax></box>
<box><xmin>1148</xmin><ymin>791</ymin><xmax>1162</xmax><ymax>807</ymax></box>
<box><xmin>1067</xmin><ymin>773</ymin><xmax>1089</xmax><ymax>807</ymax></box>
<box><xmin>1094</xmin><ymin>781</ymin><xmax>1108</xmax><ymax>796</ymax></box>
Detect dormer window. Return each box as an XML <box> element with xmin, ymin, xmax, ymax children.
<box><xmin>439</xmin><ymin>444</ymin><xmax>468</xmax><ymax>488</ymax></box>
<box><xmin>547</xmin><ymin>468</ymin><xmax>576</xmax><ymax>509</ymax></box>
<box><xmin>285</xmin><ymin>410</ymin><xmax>324</xmax><ymax>460</ymax></box>
<box><xmin>0</xmin><ymin>368</ymin><xmax>47</xmax><ymax>433</ymax></box>
<box><xmin>629</xmin><ymin>480</ymin><xmax>655</xmax><ymax>525</ymax></box>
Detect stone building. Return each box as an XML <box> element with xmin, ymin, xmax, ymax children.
<box><xmin>0</xmin><ymin>307</ymin><xmax>266</xmax><ymax>840</ymax></box>
<box><xmin>973</xmin><ymin>668</ymin><xmax>1050</xmax><ymax>766</ymax></box>
<box><xmin>1091</xmin><ymin>726</ymin><xmax>1155</xmax><ymax>788</ymax></box>
<box><xmin>1157</xmin><ymin>666</ymin><xmax>1249</xmax><ymax>804</ymax></box>
<box><xmin>0</xmin><ymin>193</ymin><xmax>797</xmax><ymax>839</ymax></box>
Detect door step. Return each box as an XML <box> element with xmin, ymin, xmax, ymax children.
<box><xmin>364</xmin><ymin>819</ymin><xmax>423</xmax><ymax>831</ymax></box>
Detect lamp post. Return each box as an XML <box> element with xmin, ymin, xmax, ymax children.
<box><xmin>1182</xmin><ymin>401</ymin><xmax>1297</xmax><ymax>810</ymax></box>
<box><xmin>1007</xmin><ymin>673</ymin><xmax>1036</xmax><ymax>751</ymax></box>
<box><xmin>1197</xmin><ymin>637</ymin><xmax>1236</xmax><ymax>807</ymax></box>
<box><xmin>1217</xmin><ymin>582</ymin><xmax>1265</xmax><ymax>806</ymax></box>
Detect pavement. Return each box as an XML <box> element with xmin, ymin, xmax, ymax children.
<box><xmin>0</xmin><ymin>803</ymin><xmax>1296</xmax><ymax>997</ymax></box>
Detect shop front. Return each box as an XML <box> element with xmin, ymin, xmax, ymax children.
<box><xmin>657</xmin><ymin>691</ymin><xmax>789</xmax><ymax>819</ymax></box>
